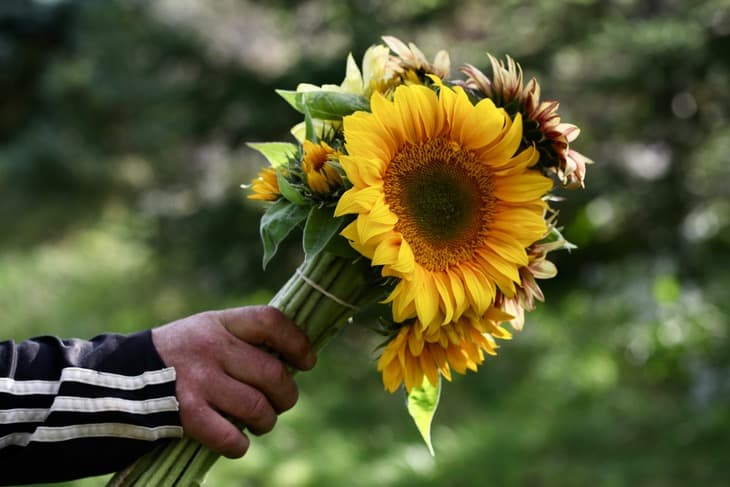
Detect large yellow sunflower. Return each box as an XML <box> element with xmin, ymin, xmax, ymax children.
<box><xmin>335</xmin><ymin>84</ymin><xmax>553</xmax><ymax>329</ymax></box>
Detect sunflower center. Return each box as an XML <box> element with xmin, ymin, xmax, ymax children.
<box><xmin>383</xmin><ymin>137</ymin><xmax>495</xmax><ymax>271</ymax></box>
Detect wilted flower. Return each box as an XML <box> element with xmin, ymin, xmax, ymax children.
<box><xmin>461</xmin><ymin>55</ymin><xmax>591</xmax><ymax>187</ymax></box>
<box><xmin>383</xmin><ymin>35</ymin><xmax>451</xmax><ymax>85</ymax></box>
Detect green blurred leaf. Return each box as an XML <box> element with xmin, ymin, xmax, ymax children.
<box><xmin>407</xmin><ymin>376</ymin><xmax>441</xmax><ymax>456</ymax></box>
<box><xmin>276</xmin><ymin>90</ymin><xmax>369</xmax><ymax>120</ymax></box>
<box><xmin>247</xmin><ymin>142</ymin><xmax>299</xmax><ymax>169</ymax></box>
<box><xmin>260</xmin><ymin>199</ymin><xmax>308</xmax><ymax>268</ymax></box>
<box><xmin>303</xmin><ymin>205</ymin><xmax>345</xmax><ymax>257</ymax></box>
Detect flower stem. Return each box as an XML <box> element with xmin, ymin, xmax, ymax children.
<box><xmin>107</xmin><ymin>252</ymin><xmax>383</xmax><ymax>487</ymax></box>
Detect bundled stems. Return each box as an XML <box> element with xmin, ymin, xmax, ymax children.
<box><xmin>107</xmin><ymin>252</ymin><xmax>384</xmax><ymax>487</ymax></box>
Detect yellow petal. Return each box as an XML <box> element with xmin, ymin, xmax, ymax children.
<box><xmin>414</xmin><ymin>269</ymin><xmax>441</xmax><ymax>329</ymax></box>
<box><xmin>477</xmin><ymin>250</ymin><xmax>519</xmax><ymax>295</ymax></box>
<box><xmin>432</xmin><ymin>272</ymin><xmax>456</xmax><ymax>324</ymax></box>
<box><xmin>491</xmin><ymin>145</ymin><xmax>539</xmax><ymax>176</ymax></box>
<box><xmin>341</xmin><ymin>155</ymin><xmax>385</xmax><ymax>188</ymax></box>
<box><xmin>369</xmin><ymin>91</ymin><xmax>405</xmax><ymax>147</ymax></box>
<box><xmin>392</xmin><ymin>237</ymin><xmax>415</xmax><ymax>275</ymax></box>
<box><xmin>344</xmin><ymin>129</ymin><xmax>394</xmax><ymax>163</ymax></box>
<box><xmin>483</xmin><ymin>306</ymin><xmax>515</xmax><ymax>323</ymax></box>
<box><xmin>419</xmin><ymin>348</ymin><xmax>440</xmax><ymax>387</ymax></box>
<box><xmin>493</xmin><ymin>171</ymin><xmax>554</xmax><ymax>203</ymax></box>
<box><xmin>408</xmin><ymin>329</ymin><xmax>425</xmax><ymax>356</ymax></box>
<box><xmin>459</xmin><ymin>265</ymin><xmax>496</xmax><ymax>315</ymax></box>
<box><xmin>457</xmin><ymin>93</ymin><xmax>503</xmax><ymax>151</ymax></box>
<box><xmin>334</xmin><ymin>186</ymin><xmax>382</xmax><ymax>216</ymax></box>
<box><xmin>477</xmin><ymin>112</ymin><xmax>524</xmax><ymax>163</ymax></box>
<box><xmin>372</xmin><ymin>235</ymin><xmax>403</xmax><ymax>267</ymax></box>
<box><xmin>483</xmin><ymin>231</ymin><xmax>529</xmax><ymax>266</ymax></box>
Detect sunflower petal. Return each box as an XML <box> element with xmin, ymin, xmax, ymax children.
<box><xmin>493</xmin><ymin>171</ymin><xmax>554</xmax><ymax>202</ymax></box>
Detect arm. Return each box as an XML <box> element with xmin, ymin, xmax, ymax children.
<box><xmin>0</xmin><ymin>306</ymin><xmax>315</xmax><ymax>485</ymax></box>
<box><xmin>0</xmin><ymin>330</ymin><xmax>181</xmax><ymax>484</ymax></box>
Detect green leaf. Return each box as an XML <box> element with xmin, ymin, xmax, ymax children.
<box><xmin>303</xmin><ymin>105</ymin><xmax>317</xmax><ymax>143</ymax></box>
<box><xmin>303</xmin><ymin>205</ymin><xmax>345</xmax><ymax>257</ymax></box>
<box><xmin>260</xmin><ymin>199</ymin><xmax>309</xmax><ymax>268</ymax></box>
<box><xmin>277</xmin><ymin>172</ymin><xmax>306</xmax><ymax>205</ymax></box>
<box><xmin>406</xmin><ymin>377</ymin><xmax>441</xmax><ymax>456</ymax></box>
<box><xmin>247</xmin><ymin>142</ymin><xmax>298</xmax><ymax>169</ymax></box>
<box><xmin>275</xmin><ymin>90</ymin><xmax>369</xmax><ymax>120</ymax></box>
<box><xmin>324</xmin><ymin>232</ymin><xmax>360</xmax><ymax>259</ymax></box>
<box><xmin>303</xmin><ymin>91</ymin><xmax>370</xmax><ymax>120</ymax></box>
<box><xmin>275</xmin><ymin>89</ymin><xmax>301</xmax><ymax>112</ymax></box>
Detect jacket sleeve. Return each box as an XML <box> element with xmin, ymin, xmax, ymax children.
<box><xmin>0</xmin><ymin>330</ymin><xmax>183</xmax><ymax>485</ymax></box>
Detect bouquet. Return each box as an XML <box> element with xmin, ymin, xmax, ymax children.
<box><xmin>110</xmin><ymin>36</ymin><xmax>590</xmax><ymax>486</ymax></box>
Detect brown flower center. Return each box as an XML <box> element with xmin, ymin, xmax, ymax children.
<box><xmin>383</xmin><ymin>137</ymin><xmax>495</xmax><ymax>271</ymax></box>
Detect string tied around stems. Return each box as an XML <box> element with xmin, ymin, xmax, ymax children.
<box><xmin>295</xmin><ymin>267</ymin><xmax>360</xmax><ymax>311</ymax></box>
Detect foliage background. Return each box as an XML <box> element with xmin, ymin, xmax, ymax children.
<box><xmin>1</xmin><ymin>0</ymin><xmax>729</xmax><ymax>485</ymax></box>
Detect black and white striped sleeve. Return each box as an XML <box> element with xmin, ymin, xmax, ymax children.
<box><xmin>0</xmin><ymin>330</ymin><xmax>183</xmax><ymax>485</ymax></box>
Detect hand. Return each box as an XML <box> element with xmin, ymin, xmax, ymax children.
<box><xmin>151</xmin><ymin>305</ymin><xmax>316</xmax><ymax>458</ymax></box>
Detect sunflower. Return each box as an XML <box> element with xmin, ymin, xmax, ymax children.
<box><xmin>460</xmin><ymin>55</ymin><xmax>591</xmax><ymax>188</ymax></box>
<box><xmin>377</xmin><ymin>307</ymin><xmax>514</xmax><ymax>393</ymax></box>
<box><xmin>335</xmin><ymin>83</ymin><xmax>553</xmax><ymax>329</ymax></box>
<box><xmin>301</xmin><ymin>139</ymin><xmax>343</xmax><ymax>195</ymax></box>
<box><xmin>248</xmin><ymin>167</ymin><xmax>280</xmax><ymax>201</ymax></box>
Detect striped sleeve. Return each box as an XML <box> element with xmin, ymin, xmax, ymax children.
<box><xmin>0</xmin><ymin>330</ymin><xmax>183</xmax><ymax>485</ymax></box>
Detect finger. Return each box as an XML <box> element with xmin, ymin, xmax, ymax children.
<box><xmin>184</xmin><ymin>403</ymin><xmax>250</xmax><ymax>458</ymax></box>
<box><xmin>218</xmin><ymin>306</ymin><xmax>316</xmax><ymax>371</ymax></box>
<box><xmin>210</xmin><ymin>374</ymin><xmax>278</xmax><ymax>436</ymax></box>
<box><xmin>219</xmin><ymin>342</ymin><xmax>300</xmax><ymax>413</ymax></box>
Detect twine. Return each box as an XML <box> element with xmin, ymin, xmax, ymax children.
<box><xmin>295</xmin><ymin>268</ymin><xmax>359</xmax><ymax>311</ymax></box>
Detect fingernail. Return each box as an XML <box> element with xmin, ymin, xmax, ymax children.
<box><xmin>306</xmin><ymin>349</ymin><xmax>317</xmax><ymax>369</ymax></box>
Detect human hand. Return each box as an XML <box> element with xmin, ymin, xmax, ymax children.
<box><xmin>151</xmin><ymin>306</ymin><xmax>316</xmax><ymax>458</ymax></box>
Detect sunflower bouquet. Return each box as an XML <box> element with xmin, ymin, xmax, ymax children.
<box><xmin>110</xmin><ymin>36</ymin><xmax>590</xmax><ymax>486</ymax></box>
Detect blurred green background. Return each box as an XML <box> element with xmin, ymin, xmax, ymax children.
<box><xmin>2</xmin><ymin>0</ymin><xmax>729</xmax><ymax>485</ymax></box>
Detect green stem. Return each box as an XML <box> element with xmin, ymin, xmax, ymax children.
<box><xmin>107</xmin><ymin>252</ymin><xmax>383</xmax><ymax>487</ymax></box>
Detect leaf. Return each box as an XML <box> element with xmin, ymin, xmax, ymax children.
<box><xmin>303</xmin><ymin>105</ymin><xmax>317</xmax><ymax>143</ymax></box>
<box><xmin>277</xmin><ymin>172</ymin><xmax>306</xmax><ymax>205</ymax></box>
<box><xmin>276</xmin><ymin>90</ymin><xmax>369</xmax><ymax>120</ymax></box>
<box><xmin>406</xmin><ymin>377</ymin><xmax>441</xmax><ymax>456</ymax></box>
<box><xmin>303</xmin><ymin>91</ymin><xmax>370</xmax><ymax>120</ymax></box>
<box><xmin>260</xmin><ymin>199</ymin><xmax>309</xmax><ymax>268</ymax></box>
<box><xmin>324</xmin><ymin>231</ymin><xmax>360</xmax><ymax>259</ymax></box>
<box><xmin>247</xmin><ymin>142</ymin><xmax>298</xmax><ymax>169</ymax></box>
<box><xmin>303</xmin><ymin>205</ymin><xmax>345</xmax><ymax>257</ymax></box>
